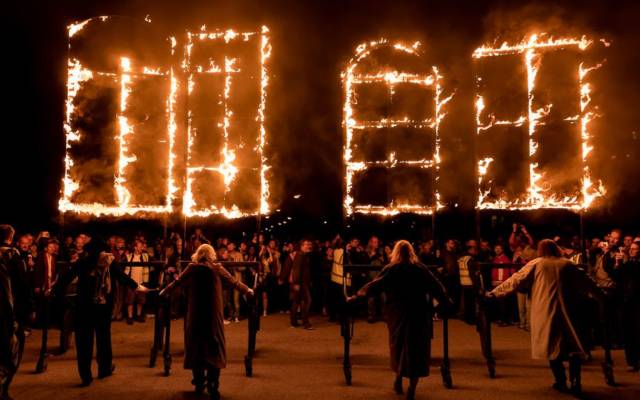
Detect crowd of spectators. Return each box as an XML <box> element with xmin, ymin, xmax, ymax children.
<box><xmin>2</xmin><ymin>222</ymin><xmax>639</xmax><ymax>371</ymax></box>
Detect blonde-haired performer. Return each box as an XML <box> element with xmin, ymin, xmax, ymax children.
<box><xmin>349</xmin><ymin>240</ymin><xmax>452</xmax><ymax>400</ymax></box>
<box><xmin>488</xmin><ymin>239</ymin><xmax>602</xmax><ymax>395</ymax></box>
<box><xmin>160</xmin><ymin>244</ymin><xmax>254</xmax><ymax>398</ymax></box>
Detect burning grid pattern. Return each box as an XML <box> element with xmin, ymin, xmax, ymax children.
<box><xmin>60</xmin><ymin>18</ymin><xmax>270</xmax><ymax>218</ymax></box>
<box><xmin>60</xmin><ymin>17</ymin><xmax>177</xmax><ymax>216</ymax></box>
<box><xmin>182</xmin><ymin>26</ymin><xmax>271</xmax><ymax>218</ymax></box>
<box><xmin>473</xmin><ymin>34</ymin><xmax>606</xmax><ymax>210</ymax></box>
<box><xmin>342</xmin><ymin>40</ymin><xmax>453</xmax><ymax>216</ymax></box>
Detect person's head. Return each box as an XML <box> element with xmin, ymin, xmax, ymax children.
<box><xmin>300</xmin><ymin>239</ymin><xmax>312</xmax><ymax>253</ymax></box>
<box><xmin>227</xmin><ymin>242</ymin><xmax>236</xmax><ymax>252</ymax></box>
<box><xmin>239</xmin><ymin>242</ymin><xmax>248</xmax><ymax>252</ymax></box>
<box><xmin>591</xmin><ymin>237</ymin><xmax>600</xmax><ymax>247</ymax></box>
<box><xmin>133</xmin><ymin>239</ymin><xmax>144</xmax><ymax>254</ymax></box>
<box><xmin>17</xmin><ymin>235</ymin><xmax>31</xmax><ymax>252</ymax></box>
<box><xmin>629</xmin><ymin>242</ymin><xmax>639</xmax><ymax>259</ymax></box>
<box><xmin>623</xmin><ymin>235</ymin><xmax>633</xmax><ymax>248</ymax></box>
<box><xmin>195</xmin><ymin>228</ymin><xmax>203</xmax><ymax>236</ymax></box>
<box><xmin>494</xmin><ymin>244</ymin><xmax>504</xmax><ymax>256</ymax></box>
<box><xmin>466</xmin><ymin>243</ymin><xmax>478</xmax><ymax>256</ymax></box>
<box><xmin>107</xmin><ymin>236</ymin><xmax>117</xmax><ymax>247</ymax></box>
<box><xmin>0</xmin><ymin>224</ymin><xmax>15</xmax><ymax>244</ymax></box>
<box><xmin>537</xmin><ymin>239</ymin><xmax>562</xmax><ymax>258</ymax></box>
<box><xmin>349</xmin><ymin>238</ymin><xmax>360</xmax><ymax>249</ymax></box>
<box><xmin>192</xmin><ymin>244</ymin><xmax>217</xmax><ymax>264</ymax></box>
<box><xmin>480</xmin><ymin>240</ymin><xmax>491</xmax><ymax>251</ymax></box>
<box><xmin>268</xmin><ymin>239</ymin><xmax>277</xmax><ymax>250</ymax></box>
<box><xmin>390</xmin><ymin>240</ymin><xmax>418</xmax><ymax>265</ymax></box>
<box><xmin>74</xmin><ymin>235</ymin><xmax>85</xmax><ymax>251</ymax></box>
<box><xmin>44</xmin><ymin>239</ymin><xmax>57</xmax><ymax>255</ymax></box>
<box><xmin>445</xmin><ymin>239</ymin><xmax>456</xmax><ymax>252</ymax></box>
<box><xmin>367</xmin><ymin>236</ymin><xmax>379</xmax><ymax>250</ymax></box>
<box><xmin>609</xmin><ymin>229</ymin><xmax>622</xmax><ymax>247</ymax></box>
<box><xmin>421</xmin><ymin>240</ymin><xmax>434</xmax><ymax>253</ymax></box>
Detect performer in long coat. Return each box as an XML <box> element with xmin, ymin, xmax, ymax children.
<box><xmin>160</xmin><ymin>244</ymin><xmax>253</xmax><ymax>398</ymax></box>
<box><xmin>350</xmin><ymin>240</ymin><xmax>451</xmax><ymax>400</ymax></box>
<box><xmin>488</xmin><ymin>239</ymin><xmax>602</xmax><ymax>395</ymax></box>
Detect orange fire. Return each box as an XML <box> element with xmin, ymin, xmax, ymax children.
<box><xmin>182</xmin><ymin>26</ymin><xmax>271</xmax><ymax>218</ymax></box>
<box><xmin>473</xmin><ymin>34</ymin><xmax>605</xmax><ymax>210</ymax></box>
<box><xmin>61</xmin><ymin>18</ymin><xmax>269</xmax><ymax>218</ymax></box>
<box><xmin>342</xmin><ymin>39</ymin><xmax>452</xmax><ymax>216</ymax></box>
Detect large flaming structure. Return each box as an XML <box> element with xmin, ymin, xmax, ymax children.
<box><xmin>474</xmin><ymin>34</ymin><xmax>606</xmax><ymax>211</ymax></box>
<box><xmin>342</xmin><ymin>39</ymin><xmax>453</xmax><ymax>216</ymax></box>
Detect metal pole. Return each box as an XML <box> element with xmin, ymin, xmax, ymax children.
<box><xmin>579</xmin><ymin>210</ymin><xmax>587</xmax><ymax>264</ymax></box>
<box><xmin>163</xmin><ymin>213</ymin><xmax>168</xmax><ymax>242</ymax></box>
<box><xmin>182</xmin><ymin>215</ymin><xmax>187</xmax><ymax>243</ymax></box>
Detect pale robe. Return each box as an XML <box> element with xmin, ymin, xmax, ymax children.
<box><xmin>490</xmin><ymin>256</ymin><xmax>600</xmax><ymax>360</ymax></box>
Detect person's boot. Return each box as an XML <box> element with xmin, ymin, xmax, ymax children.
<box><xmin>550</xmin><ymin>360</ymin><xmax>568</xmax><ymax>393</ymax></box>
<box><xmin>569</xmin><ymin>357</ymin><xmax>582</xmax><ymax>396</ymax></box>
<box><xmin>406</xmin><ymin>384</ymin><xmax>416</xmax><ymax>400</ymax></box>
<box><xmin>98</xmin><ymin>364</ymin><xmax>116</xmax><ymax>379</ymax></box>
<box><xmin>192</xmin><ymin>370</ymin><xmax>205</xmax><ymax>394</ymax></box>
<box><xmin>1</xmin><ymin>383</ymin><xmax>14</xmax><ymax>400</ymax></box>
<box><xmin>393</xmin><ymin>376</ymin><xmax>403</xmax><ymax>395</ymax></box>
<box><xmin>207</xmin><ymin>369</ymin><xmax>221</xmax><ymax>400</ymax></box>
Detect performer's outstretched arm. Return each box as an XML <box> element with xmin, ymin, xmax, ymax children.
<box><xmin>355</xmin><ymin>265</ymin><xmax>391</xmax><ymax>298</ymax></box>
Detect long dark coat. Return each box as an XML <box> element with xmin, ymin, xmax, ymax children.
<box><xmin>358</xmin><ymin>262</ymin><xmax>450</xmax><ymax>378</ymax></box>
<box><xmin>164</xmin><ymin>262</ymin><xmax>249</xmax><ymax>370</ymax></box>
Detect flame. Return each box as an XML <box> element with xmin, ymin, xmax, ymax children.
<box><xmin>60</xmin><ymin>18</ymin><xmax>177</xmax><ymax>216</ymax></box>
<box><xmin>182</xmin><ymin>27</ymin><xmax>270</xmax><ymax>218</ymax></box>
<box><xmin>474</xmin><ymin>33</ymin><xmax>606</xmax><ymax>210</ymax></box>
<box><xmin>343</xmin><ymin>40</ymin><xmax>451</xmax><ymax>216</ymax></box>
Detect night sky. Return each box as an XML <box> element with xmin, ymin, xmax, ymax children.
<box><xmin>6</xmin><ymin>0</ymin><xmax>640</xmax><ymax>240</ymax></box>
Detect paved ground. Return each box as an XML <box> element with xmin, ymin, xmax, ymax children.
<box><xmin>10</xmin><ymin>314</ymin><xmax>639</xmax><ymax>400</ymax></box>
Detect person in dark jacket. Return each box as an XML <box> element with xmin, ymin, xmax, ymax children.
<box><xmin>349</xmin><ymin>240</ymin><xmax>452</xmax><ymax>400</ymax></box>
<box><xmin>0</xmin><ymin>224</ymin><xmax>33</xmax><ymax>400</ymax></box>
<box><xmin>160</xmin><ymin>244</ymin><xmax>252</xmax><ymax>398</ymax></box>
<box><xmin>290</xmin><ymin>240</ymin><xmax>313</xmax><ymax>329</ymax></box>
<box><xmin>608</xmin><ymin>242</ymin><xmax>640</xmax><ymax>371</ymax></box>
<box><xmin>0</xmin><ymin>225</ymin><xmax>22</xmax><ymax>400</ymax></box>
<box><xmin>54</xmin><ymin>240</ymin><xmax>147</xmax><ymax>386</ymax></box>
